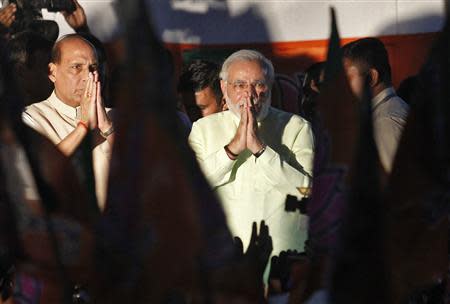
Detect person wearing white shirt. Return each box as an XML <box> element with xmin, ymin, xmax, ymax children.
<box><xmin>189</xmin><ymin>49</ymin><xmax>314</xmax><ymax>256</ymax></box>
<box><xmin>22</xmin><ymin>34</ymin><xmax>114</xmax><ymax>209</ymax></box>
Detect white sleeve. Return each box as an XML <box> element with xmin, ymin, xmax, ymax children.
<box><xmin>189</xmin><ymin>123</ymin><xmax>235</xmax><ymax>187</ymax></box>
<box><xmin>255</xmin><ymin>121</ymin><xmax>314</xmax><ymax>198</ymax></box>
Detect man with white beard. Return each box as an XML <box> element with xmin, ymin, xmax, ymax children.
<box><xmin>189</xmin><ymin>50</ymin><xmax>314</xmax><ymax>257</ymax></box>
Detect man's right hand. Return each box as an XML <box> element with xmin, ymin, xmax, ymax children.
<box><xmin>62</xmin><ymin>0</ymin><xmax>89</xmax><ymax>32</ymax></box>
<box><xmin>0</xmin><ymin>4</ymin><xmax>16</xmax><ymax>28</ymax></box>
<box><xmin>226</xmin><ymin>103</ymin><xmax>248</xmax><ymax>156</ymax></box>
<box><xmin>80</xmin><ymin>73</ymin><xmax>97</xmax><ymax>129</ymax></box>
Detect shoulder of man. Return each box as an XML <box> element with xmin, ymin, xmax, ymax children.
<box><xmin>375</xmin><ymin>94</ymin><xmax>409</xmax><ymax>122</ymax></box>
<box><xmin>23</xmin><ymin>99</ymin><xmax>54</xmax><ymax>117</ymax></box>
<box><xmin>267</xmin><ymin>106</ymin><xmax>311</xmax><ymax>129</ymax></box>
<box><xmin>192</xmin><ymin>110</ymin><xmax>236</xmax><ymax>130</ymax></box>
<box><xmin>22</xmin><ymin>99</ymin><xmax>54</xmax><ymax>130</ymax></box>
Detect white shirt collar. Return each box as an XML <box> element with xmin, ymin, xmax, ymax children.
<box><xmin>372</xmin><ymin>86</ymin><xmax>396</xmax><ymax>109</ymax></box>
<box><xmin>48</xmin><ymin>90</ymin><xmax>82</xmax><ymax>120</ymax></box>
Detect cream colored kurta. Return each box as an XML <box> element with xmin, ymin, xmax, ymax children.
<box><xmin>22</xmin><ymin>91</ymin><xmax>112</xmax><ymax>209</ymax></box>
<box><xmin>189</xmin><ymin>107</ymin><xmax>314</xmax><ymax>255</ymax></box>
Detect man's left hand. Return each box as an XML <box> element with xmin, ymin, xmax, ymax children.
<box><xmin>62</xmin><ymin>0</ymin><xmax>89</xmax><ymax>32</ymax></box>
<box><xmin>246</xmin><ymin>97</ymin><xmax>264</xmax><ymax>154</ymax></box>
<box><xmin>93</xmin><ymin>72</ymin><xmax>112</xmax><ymax>134</ymax></box>
<box><xmin>79</xmin><ymin>72</ymin><xmax>97</xmax><ymax>128</ymax></box>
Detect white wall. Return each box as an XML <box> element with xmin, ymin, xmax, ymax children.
<box><xmin>6</xmin><ymin>0</ymin><xmax>447</xmax><ymax>42</ymax></box>
<box><xmin>41</xmin><ymin>0</ymin><xmax>119</xmax><ymax>41</ymax></box>
<box><xmin>148</xmin><ymin>0</ymin><xmax>446</xmax><ymax>43</ymax></box>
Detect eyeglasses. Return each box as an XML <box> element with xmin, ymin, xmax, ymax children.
<box><xmin>227</xmin><ymin>80</ymin><xmax>268</xmax><ymax>93</ymax></box>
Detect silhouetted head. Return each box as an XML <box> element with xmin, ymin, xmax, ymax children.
<box><xmin>178</xmin><ymin>59</ymin><xmax>223</xmax><ymax>121</ymax></box>
<box><xmin>6</xmin><ymin>30</ymin><xmax>53</xmax><ymax>105</ymax></box>
<box><xmin>342</xmin><ymin>37</ymin><xmax>392</xmax><ymax>99</ymax></box>
<box><xmin>301</xmin><ymin>61</ymin><xmax>325</xmax><ymax>122</ymax></box>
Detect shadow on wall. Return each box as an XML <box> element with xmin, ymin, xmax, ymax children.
<box><xmin>143</xmin><ymin>2</ymin><xmax>444</xmax><ymax>108</ymax></box>
<box><xmin>147</xmin><ymin>0</ymin><xmax>270</xmax><ymax>44</ymax></box>
<box><xmin>145</xmin><ymin>0</ymin><xmax>316</xmax><ymax>78</ymax></box>
<box><xmin>374</xmin><ymin>14</ymin><xmax>443</xmax><ymax>87</ymax></box>
<box><xmin>149</xmin><ymin>1</ymin><xmax>444</xmax><ymax>86</ymax></box>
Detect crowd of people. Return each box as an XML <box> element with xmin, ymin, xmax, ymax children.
<box><xmin>0</xmin><ymin>0</ymin><xmax>447</xmax><ymax>303</ymax></box>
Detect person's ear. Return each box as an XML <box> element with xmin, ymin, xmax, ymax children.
<box><xmin>220</xmin><ymin>79</ymin><xmax>227</xmax><ymax>97</ymax></box>
<box><xmin>368</xmin><ymin>68</ymin><xmax>379</xmax><ymax>87</ymax></box>
<box><xmin>221</xmin><ymin>98</ymin><xmax>227</xmax><ymax>111</ymax></box>
<box><xmin>48</xmin><ymin>62</ymin><xmax>57</xmax><ymax>83</ymax></box>
<box><xmin>310</xmin><ymin>79</ymin><xmax>320</xmax><ymax>93</ymax></box>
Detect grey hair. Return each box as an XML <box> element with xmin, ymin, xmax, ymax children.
<box><xmin>219</xmin><ymin>49</ymin><xmax>275</xmax><ymax>85</ymax></box>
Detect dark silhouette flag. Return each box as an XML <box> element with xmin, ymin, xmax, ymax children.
<box><xmin>94</xmin><ymin>1</ymin><xmax>252</xmax><ymax>303</ymax></box>
<box><xmin>383</xmin><ymin>4</ymin><xmax>450</xmax><ymax>302</ymax></box>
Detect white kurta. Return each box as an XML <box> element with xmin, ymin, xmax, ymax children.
<box><xmin>189</xmin><ymin>107</ymin><xmax>314</xmax><ymax>255</ymax></box>
<box><xmin>22</xmin><ymin>91</ymin><xmax>112</xmax><ymax>209</ymax></box>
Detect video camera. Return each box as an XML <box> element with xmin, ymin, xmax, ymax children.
<box><xmin>2</xmin><ymin>0</ymin><xmax>76</xmax><ymax>38</ymax></box>
<box><xmin>9</xmin><ymin>0</ymin><xmax>76</xmax><ymax>13</ymax></box>
<box><xmin>285</xmin><ymin>194</ymin><xmax>308</xmax><ymax>214</ymax></box>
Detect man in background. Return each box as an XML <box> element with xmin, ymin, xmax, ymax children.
<box><xmin>178</xmin><ymin>59</ymin><xmax>225</xmax><ymax>122</ymax></box>
<box><xmin>342</xmin><ymin>37</ymin><xmax>409</xmax><ymax>174</ymax></box>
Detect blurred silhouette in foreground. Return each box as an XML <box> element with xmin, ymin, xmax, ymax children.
<box><xmin>301</xmin><ymin>61</ymin><xmax>324</xmax><ymax>123</ymax></box>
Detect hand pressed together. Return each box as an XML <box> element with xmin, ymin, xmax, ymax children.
<box><xmin>79</xmin><ymin>72</ymin><xmax>112</xmax><ymax>134</ymax></box>
<box><xmin>226</xmin><ymin>97</ymin><xmax>264</xmax><ymax>157</ymax></box>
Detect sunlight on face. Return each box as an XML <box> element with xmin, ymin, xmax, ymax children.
<box><xmin>182</xmin><ymin>86</ymin><xmax>221</xmax><ymax>122</ymax></box>
<box><xmin>344</xmin><ymin>58</ymin><xmax>365</xmax><ymax>100</ymax></box>
<box><xmin>223</xmin><ymin>60</ymin><xmax>271</xmax><ymax>120</ymax></box>
<box><xmin>51</xmin><ymin>38</ymin><xmax>97</xmax><ymax>107</ymax></box>
<box><xmin>194</xmin><ymin>87</ymin><xmax>221</xmax><ymax>117</ymax></box>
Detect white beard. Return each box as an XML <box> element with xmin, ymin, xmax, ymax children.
<box><xmin>225</xmin><ymin>91</ymin><xmax>271</xmax><ymax>122</ymax></box>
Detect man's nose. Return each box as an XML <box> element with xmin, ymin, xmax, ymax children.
<box><xmin>243</xmin><ymin>84</ymin><xmax>258</xmax><ymax>97</ymax></box>
<box><xmin>81</xmin><ymin>67</ymin><xmax>91</xmax><ymax>81</ymax></box>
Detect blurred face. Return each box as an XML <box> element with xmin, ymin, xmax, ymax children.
<box><xmin>182</xmin><ymin>86</ymin><xmax>221</xmax><ymax>122</ymax></box>
<box><xmin>49</xmin><ymin>38</ymin><xmax>97</xmax><ymax>107</ymax></box>
<box><xmin>221</xmin><ymin>60</ymin><xmax>271</xmax><ymax>120</ymax></box>
<box><xmin>195</xmin><ymin>87</ymin><xmax>222</xmax><ymax>117</ymax></box>
<box><xmin>19</xmin><ymin>49</ymin><xmax>53</xmax><ymax>105</ymax></box>
<box><xmin>344</xmin><ymin>58</ymin><xmax>365</xmax><ymax>100</ymax></box>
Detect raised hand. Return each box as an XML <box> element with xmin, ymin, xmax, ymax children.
<box><xmin>62</xmin><ymin>0</ymin><xmax>88</xmax><ymax>32</ymax></box>
<box><xmin>245</xmin><ymin>221</ymin><xmax>273</xmax><ymax>276</ymax></box>
<box><xmin>233</xmin><ymin>236</ymin><xmax>244</xmax><ymax>258</ymax></box>
<box><xmin>269</xmin><ymin>250</ymin><xmax>304</xmax><ymax>294</ymax></box>
<box><xmin>0</xmin><ymin>4</ymin><xmax>16</xmax><ymax>28</ymax></box>
<box><xmin>80</xmin><ymin>72</ymin><xmax>97</xmax><ymax>129</ymax></box>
